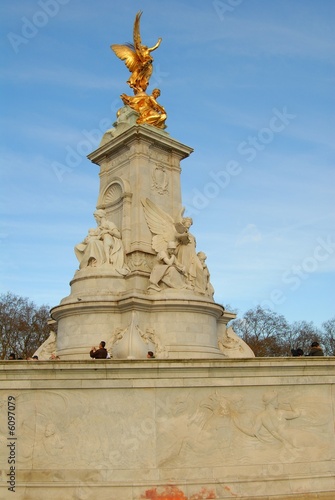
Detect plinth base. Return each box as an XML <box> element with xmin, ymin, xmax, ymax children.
<box><xmin>51</xmin><ymin>291</ymin><xmax>240</xmax><ymax>360</ymax></box>
<box><xmin>1</xmin><ymin>358</ymin><xmax>334</xmax><ymax>500</ymax></box>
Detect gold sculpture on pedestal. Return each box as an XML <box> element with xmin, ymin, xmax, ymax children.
<box><xmin>111</xmin><ymin>11</ymin><xmax>167</xmax><ymax>129</ymax></box>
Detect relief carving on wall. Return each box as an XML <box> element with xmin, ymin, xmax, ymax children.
<box><xmin>107</xmin><ymin>312</ymin><xmax>166</xmax><ymax>359</ymax></box>
<box><xmin>6</xmin><ymin>389</ymin><xmax>157</xmax><ymax>470</ymax></box>
<box><xmin>126</xmin><ymin>251</ymin><xmax>153</xmax><ymax>273</ymax></box>
<box><xmin>152</xmin><ymin>165</ymin><xmax>168</xmax><ymax>195</ymax></box>
<box><xmin>1</xmin><ymin>385</ymin><xmax>332</xmax><ymax>474</ymax></box>
<box><xmin>156</xmin><ymin>388</ymin><xmax>333</xmax><ymax>468</ymax></box>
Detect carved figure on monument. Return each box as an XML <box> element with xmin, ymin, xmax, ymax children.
<box><xmin>106</xmin><ymin>327</ymin><xmax>127</xmax><ymax>354</ymax></box>
<box><xmin>253</xmin><ymin>390</ymin><xmax>301</xmax><ymax>447</ymax></box>
<box><xmin>141</xmin><ymin>197</ymin><xmax>181</xmax><ymax>252</ymax></box>
<box><xmin>148</xmin><ymin>241</ymin><xmax>191</xmax><ymax>291</ymax></box>
<box><xmin>220</xmin><ymin>328</ymin><xmax>242</xmax><ymax>352</ymax></box>
<box><xmin>141</xmin><ymin>327</ymin><xmax>168</xmax><ymax>358</ymax></box>
<box><xmin>43</xmin><ymin>422</ymin><xmax>64</xmax><ymax>457</ymax></box>
<box><xmin>107</xmin><ymin>324</ymin><xmax>167</xmax><ymax>359</ymax></box>
<box><xmin>75</xmin><ymin>227</ymin><xmax>104</xmax><ymax>268</ymax></box>
<box><xmin>33</xmin><ymin>321</ymin><xmax>57</xmax><ymax>360</ymax></box>
<box><xmin>121</xmin><ymin>89</ymin><xmax>167</xmax><ymax>129</ymax></box>
<box><xmin>175</xmin><ymin>217</ymin><xmax>208</xmax><ymax>292</ymax></box>
<box><xmin>111</xmin><ymin>11</ymin><xmax>162</xmax><ymax>94</ymax></box>
<box><xmin>197</xmin><ymin>251</ymin><xmax>215</xmax><ymax>297</ymax></box>
<box><xmin>93</xmin><ymin>209</ymin><xmax>125</xmax><ymax>270</ymax></box>
<box><xmin>223</xmin><ymin>390</ymin><xmax>301</xmax><ymax>448</ymax></box>
<box><xmin>218</xmin><ymin>326</ymin><xmax>255</xmax><ymax>358</ymax></box>
<box><xmin>74</xmin><ymin>209</ymin><xmax>129</xmax><ymax>275</ymax></box>
<box><xmin>142</xmin><ymin>198</ymin><xmax>211</xmax><ymax>293</ymax></box>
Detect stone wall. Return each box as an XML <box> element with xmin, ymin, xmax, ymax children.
<box><xmin>1</xmin><ymin>358</ymin><xmax>334</xmax><ymax>499</ymax></box>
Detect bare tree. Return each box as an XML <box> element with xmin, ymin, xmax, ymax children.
<box><xmin>229</xmin><ymin>305</ymin><xmax>335</xmax><ymax>357</ymax></box>
<box><xmin>0</xmin><ymin>292</ymin><xmax>50</xmax><ymax>359</ymax></box>
<box><xmin>230</xmin><ymin>306</ymin><xmax>289</xmax><ymax>357</ymax></box>
<box><xmin>286</xmin><ymin>320</ymin><xmax>322</xmax><ymax>356</ymax></box>
<box><xmin>321</xmin><ymin>317</ymin><xmax>335</xmax><ymax>356</ymax></box>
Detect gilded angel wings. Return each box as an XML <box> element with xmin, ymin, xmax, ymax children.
<box><xmin>111</xmin><ymin>11</ymin><xmax>162</xmax><ymax>94</ymax></box>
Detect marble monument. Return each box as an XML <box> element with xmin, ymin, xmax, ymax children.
<box><xmin>1</xmin><ymin>12</ymin><xmax>334</xmax><ymax>500</ymax></box>
<box><xmin>50</xmin><ymin>11</ymin><xmax>253</xmax><ymax>361</ymax></box>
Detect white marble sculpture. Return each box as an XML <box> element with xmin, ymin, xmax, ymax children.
<box><xmin>142</xmin><ymin>198</ymin><xmax>214</xmax><ymax>295</ymax></box>
<box><xmin>148</xmin><ymin>241</ymin><xmax>191</xmax><ymax>292</ymax></box>
<box><xmin>74</xmin><ymin>209</ymin><xmax>129</xmax><ymax>275</ymax></box>
<box><xmin>33</xmin><ymin>330</ymin><xmax>57</xmax><ymax>360</ymax></box>
<box><xmin>218</xmin><ymin>326</ymin><xmax>255</xmax><ymax>358</ymax></box>
<box><xmin>107</xmin><ymin>312</ymin><xmax>167</xmax><ymax>359</ymax></box>
<box><xmin>197</xmin><ymin>251</ymin><xmax>215</xmax><ymax>298</ymax></box>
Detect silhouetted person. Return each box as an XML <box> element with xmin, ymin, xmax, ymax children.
<box><xmin>291</xmin><ymin>348</ymin><xmax>304</xmax><ymax>357</ymax></box>
<box><xmin>90</xmin><ymin>341</ymin><xmax>108</xmax><ymax>359</ymax></box>
<box><xmin>307</xmin><ymin>342</ymin><xmax>324</xmax><ymax>356</ymax></box>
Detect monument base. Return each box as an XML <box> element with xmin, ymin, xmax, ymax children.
<box><xmin>1</xmin><ymin>358</ymin><xmax>334</xmax><ymax>500</ymax></box>
<box><xmin>52</xmin><ymin>291</ymin><xmax>249</xmax><ymax>360</ymax></box>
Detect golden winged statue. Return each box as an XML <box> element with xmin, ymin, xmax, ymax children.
<box><xmin>111</xmin><ymin>12</ymin><xmax>167</xmax><ymax>129</ymax></box>
<box><xmin>111</xmin><ymin>11</ymin><xmax>162</xmax><ymax>94</ymax></box>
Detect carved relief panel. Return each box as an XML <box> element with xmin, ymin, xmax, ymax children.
<box><xmin>0</xmin><ymin>383</ymin><xmax>333</xmax><ymax>483</ymax></box>
<box><xmin>149</xmin><ymin>147</ymin><xmax>170</xmax><ymax>195</ymax></box>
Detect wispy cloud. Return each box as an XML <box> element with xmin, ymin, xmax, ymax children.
<box><xmin>1</xmin><ymin>65</ymin><xmax>116</xmax><ymax>90</ymax></box>
<box><xmin>235</xmin><ymin>224</ymin><xmax>262</xmax><ymax>246</ymax></box>
<box><xmin>214</xmin><ymin>17</ymin><xmax>334</xmax><ymax>60</ymax></box>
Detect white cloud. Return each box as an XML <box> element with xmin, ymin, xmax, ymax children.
<box><xmin>235</xmin><ymin>224</ymin><xmax>262</xmax><ymax>246</ymax></box>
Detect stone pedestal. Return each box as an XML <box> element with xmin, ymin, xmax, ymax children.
<box><xmin>1</xmin><ymin>358</ymin><xmax>334</xmax><ymax>499</ymax></box>
<box><xmin>51</xmin><ymin>111</ymin><xmax>253</xmax><ymax>361</ymax></box>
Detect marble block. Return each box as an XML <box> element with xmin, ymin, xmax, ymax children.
<box><xmin>0</xmin><ymin>357</ymin><xmax>334</xmax><ymax>499</ymax></box>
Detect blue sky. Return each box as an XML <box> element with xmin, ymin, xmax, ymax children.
<box><xmin>1</xmin><ymin>0</ymin><xmax>334</xmax><ymax>327</ymax></box>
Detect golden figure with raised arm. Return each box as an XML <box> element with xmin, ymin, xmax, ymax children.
<box><xmin>111</xmin><ymin>11</ymin><xmax>162</xmax><ymax>94</ymax></box>
<box><xmin>111</xmin><ymin>11</ymin><xmax>167</xmax><ymax>129</ymax></box>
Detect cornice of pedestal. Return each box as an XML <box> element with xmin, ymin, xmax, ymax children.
<box><xmin>51</xmin><ymin>292</ymin><xmax>224</xmax><ymax>319</ymax></box>
<box><xmin>88</xmin><ymin>123</ymin><xmax>194</xmax><ymax>166</ymax></box>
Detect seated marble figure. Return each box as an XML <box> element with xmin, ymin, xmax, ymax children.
<box><xmin>74</xmin><ymin>209</ymin><xmax>128</xmax><ymax>275</ymax></box>
<box><xmin>148</xmin><ymin>241</ymin><xmax>192</xmax><ymax>292</ymax></box>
